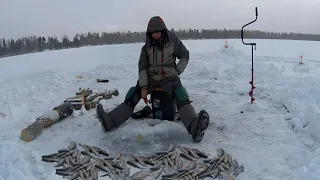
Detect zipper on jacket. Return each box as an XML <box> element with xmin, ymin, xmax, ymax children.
<box><xmin>153</xmin><ymin>47</ymin><xmax>156</xmax><ymax>67</ymax></box>
<box><xmin>161</xmin><ymin>48</ymin><xmax>166</xmax><ymax>78</ymax></box>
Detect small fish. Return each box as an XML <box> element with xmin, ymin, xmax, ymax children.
<box><xmin>155</xmin><ymin>151</ymin><xmax>168</xmax><ymax>156</ymax></box>
<box><xmin>132</xmin><ymin>156</ymin><xmax>147</xmax><ymax>166</ymax></box>
<box><xmin>142</xmin><ymin>158</ymin><xmax>155</xmax><ymax>166</ymax></box>
<box><xmin>162</xmin><ymin>171</ymin><xmax>179</xmax><ymax>178</ymax></box>
<box><xmin>58</xmin><ymin>149</ymin><xmax>70</xmax><ymax>153</ymax></box>
<box><xmin>178</xmin><ymin>146</ymin><xmax>190</xmax><ymax>155</ymax></box>
<box><xmin>190</xmin><ymin>148</ymin><xmax>208</xmax><ymax>158</ymax></box>
<box><xmin>80</xmin><ymin>150</ymin><xmax>93</xmax><ymax>157</ymax></box>
<box><xmin>81</xmin><ymin>155</ymin><xmax>91</xmax><ymax>164</ymax></box>
<box><xmin>180</xmin><ymin>152</ymin><xmax>194</xmax><ymax>161</ymax></box>
<box><xmin>68</xmin><ymin>155</ymin><xmax>75</xmax><ymax>165</ymax></box>
<box><xmin>92</xmin><ymin>170</ymin><xmax>99</xmax><ymax>180</ymax></box>
<box><xmin>155</xmin><ymin>159</ymin><xmax>163</xmax><ymax>167</ymax></box>
<box><xmin>103</xmin><ymin>160</ymin><xmax>116</xmax><ymax>171</ymax></box>
<box><xmin>100</xmin><ymin>173</ymin><xmax>109</xmax><ymax>177</ymax></box>
<box><xmin>41</xmin><ymin>152</ymin><xmax>59</xmax><ymax>159</ymax></box>
<box><xmin>232</xmin><ymin>159</ymin><xmax>239</xmax><ymax>168</ymax></box>
<box><xmin>217</xmin><ymin>148</ymin><xmax>225</xmax><ymax>159</ymax></box>
<box><xmin>167</xmin><ymin>143</ymin><xmax>176</xmax><ymax>152</ymax></box>
<box><xmin>203</xmin><ymin>158</ymin><xmax>217</xmax><ymax>164</ymax></box>
<box><xmin>211</xmin><ymin>168</ymin><xmax>220</xmax><ymax>179</ymax></box>
<box><xmin>64</xmin><ymin>156</ymin><xmax>70</xmax><ymax>165</ymax></box>
<box><xmin>186</xmin><ymin>174</ymin><xmax>194</xmax><ymax>180</ymax></box>
<box><xmin>173</xmin><ymin>151</ymin><xmax>180</xmax><ymax>165</ymax></box>
<box><xmin>163</xmin><ymin>158</ymin><xmax>169</xmax><ymax>166</ymax></box>
<box><xmin>120</xmin><ymin>160</ymin><xmax>128</xmax><ymax>168</ymax></box>
<box><xmin>71</xmin><ymin>149</ymin><xmax>78</xmax><ymax>158</ymax></box>
<box><xmin>110</xmin><ymin>162</ymin><xmax>124</xmax><ymax>170</ymax></box>
<box><xmin>95</xmin><ymin>164</ymin><xmax>110</xmax><ymax>173</ymax></box>
<box><xmin>220</xmin><ymin>162</ymin><xmax>229</xmax><ymax>170</ymax></box>
<box><xmin>218</xmin><ymin>164</ymin><xmax>226</xmax><ymax>172</ymax></box>
<box><xmin>234</xmin><ymin>165</ymin><xmax>244</xmax><ymax>177</ymax></box>
<box><xmin>187</xmin><ymin>148</ymin><xmax>200</xmax><ymax>159</ymax></box>
<box><xmin>220</xmin><ymin>171</ymin><xmax>232</xmax><ymax>179</ymax></box>
<box><xmin>131</xmin><ymin>167</ymin><xmax>163</xmax><ymax>180</ymax></box>
<box><xmin>92</xmin><ymin>146</ymin><xmax>109</xmax><ymax>156</ymax></box>
<box><xmin>72</xmin><ymin>163</ymin><xmax>89</xmax><ymax>172</ymax></box>
<box><xmin>227</xmin><ymin>154</ymin><xmax>233</xmax><ymax>165</ymax></box>
<box><xmin>68</xmin><ymin>171</ymin><xmax>79</xmax><ymax>180</ymax></box>
<box><xmin>55</xmin><ymin>171</ymin><xmax>73</xmax><ymax>176</ymax></box>
<box><xmin>60</xmin><ymin>149</ymin><xmax>77</xmax><ymax>158</ymax></box>
<box><xmin>211</xmin><ymin>153</ymin><xmax>226</xmax><ymax>171</ymax></box>
<box><xmin>90</xmin><ymin>163</ymin><xmax>96</xmax><ymax>175</ymax></box>
<box><xmin>104</xmin><ymin>157</ymin><xmax>115</xmax><ymax>161</ymax></box>
<box><xmin>176</xmin><ymin>168</ymin><xmax>196</xmax><ymax>179</ymax></box>
<box><xmin>81</xmin><ymin>169</ymin><xmax>89</xmax><ymax>178</ymax></box>
<box><xmin>68</xmin><ymin>141</ymin><xmax>77</xmax><ymax>150</ymax></box>
<box><xmin>166</xmin><ymin>157</ymin><xmax>174</xmax><ymax>167</ymax></box>
<box><xmin>55</xmin><ymin>166</ymin><xmax>70</xmax><ymax>171</ymax></box>
<box><xmin>209</xmin><ymin>160</ymin><xmax>219</xmax><ymax>170</ymax></box>
<box><xmin>62</xmin><ymin>163</ymin><xmax>69</xmax><ymax>168</ymax></box>
<box><xmin>223</xmin><ymin>154</ymin><xmax>229</xmax><ymax>163</ymax></box>
<box><xmin>75</xmin><ymin>150</ymin><xmax>81</xmax><ymax>163</ymax></box>
<box><xmin>85</xmin><ymin>163</ymin><xmax>92</xmax><ymax>172</ymax></box>
<box><xmin>78</xmin><ymin>143</ymin><xmax>91</xmax><ymax>151</ymax></box>
<box><xmin>79</xmin><ymin>143</ymin><xmax>102</xmax><ymax>157</ymax></box>
<box><xmin>180</xmin><ymin>162</ymin><xmax>196</xmax><ymax>172</ymax></box>
<box><xmin>88</xmin><ymin>146</ymin><xmax>100</xmax><ymax>157</ymax></box>
<box><xmin>54</xmin><ymin>151</ymin><xmax>68</xmax><ymax>159</ymax></box>
<box><xmin>54</xmin><ymin>158</ymin><xmax>65</xmax><ymax>167</ymax></box>
<box><xmin>127</xmin><ymin>160</ymin><xmax>144</xmax><ymax>169</ymax></box>
<box><xmin>197</xmin><ymin>168</ymin><xmax>219</xmax><ymax>179</ymax></box>
<box><xmin>78</xmin><ymin>169</ymin><xmax>84</xmax><ymax>178</ymax></box>
<box><xmin>41</xmin><ymin>158</ymin><xmax>61</xmax><ymax>163</ymax></box>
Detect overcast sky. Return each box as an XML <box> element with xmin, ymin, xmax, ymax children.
<box><xmin>0</xmin><ymin>0</ymin><xmax>319</xmax><ymax>39</ymax></box>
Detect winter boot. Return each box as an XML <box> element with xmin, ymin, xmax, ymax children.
<box><xmin>96</xmin><ymin>103</ymin><xmax>134</xmax><ymax>131</ymax></box>
<box><xmin>96</xmin><ymin>104</ymin><xmax>116</xmax><ymax>132</ymax></box>
<box><xmin>190</xmin><ymin>110</ymin><xmax>210</xmax><ymax>142</ymax></box>
<box><xmin>178</xmin><ymin>103</ymin><xmax>197</xmax><ymax>130</ymax></box>
<box><xmin>178</xmin><ymin>104</ymin><xmax>209</xmax><ymax>142</ymax></box>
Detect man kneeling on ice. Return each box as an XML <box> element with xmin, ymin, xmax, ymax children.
<box><xmin>96</xmin><ymin>16</ymin><xmax>210</xmax><ymax>142</ymax></box>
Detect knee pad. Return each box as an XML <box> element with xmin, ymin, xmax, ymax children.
<box><xmin>124</xmin><ymin>86</ymin><xmax>140</xmax><ymax>107</ymax></box>
<box><xmin>125</xmin><ymin>87</ymin><xmax>136</xmax><ymax>100</ymax></box>
<box><xmin>174</xmin><ymin>86</ymin><xmax>191</xmax><ymax>108</ymax></box>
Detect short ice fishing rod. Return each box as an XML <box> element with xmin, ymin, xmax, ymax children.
<box><xmin>241</xmin><ymin>7</ymin><xmax>258</xmax><ymax>103</ymax></box>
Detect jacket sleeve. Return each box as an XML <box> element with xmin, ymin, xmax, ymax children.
<box><xmin>138</xmin><ymin>45</ymin><xmax>149</xmax><ymax>89</ymax></box>
<box><xmin>172</xmin><ymin>33</ymin><xmax>190</xmax><ymax>75</ymax></box>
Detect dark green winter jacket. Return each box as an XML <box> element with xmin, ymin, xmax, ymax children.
<box><xmin>138</xmin><ymin>16</ymin><xmax>190</xmax><ymax>89</ymax></box>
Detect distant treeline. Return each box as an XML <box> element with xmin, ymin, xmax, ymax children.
<box><xmin>1</xmin><ymin>28</ymin><xmax>319</xmax><ymax>58</ymax></box>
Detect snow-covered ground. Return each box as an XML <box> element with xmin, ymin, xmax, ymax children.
<box><xmin>0</xmin><ymin>39</ymin><xmax>320</xmax><ymax>180</ymax></box>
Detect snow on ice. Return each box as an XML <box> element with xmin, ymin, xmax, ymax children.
<box><xmin>0</xmin><ymin>39</ymin><xmax>320</xmax><ymax>179</ymax></box>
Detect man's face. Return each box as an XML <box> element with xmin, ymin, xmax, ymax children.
<box><xmin>151</xmin><ymin>32</ymin><xmax>161</xmax><ymax>41</ymax></box>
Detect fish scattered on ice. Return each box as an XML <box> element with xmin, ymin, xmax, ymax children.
<box><xmin>41</xmin><ymin>142</ymin><xmax>244</xmax><ymax>179</ymax></box>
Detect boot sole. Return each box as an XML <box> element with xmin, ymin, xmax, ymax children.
<box><xmin>96</xmin><ymin>104</ymin><xmax>108</xmax><ymax>132</ymax></box>
<box><xmin>193</xmin><ymin>110</ymin><xmax>210</xmax><ymax>142</ymax></box>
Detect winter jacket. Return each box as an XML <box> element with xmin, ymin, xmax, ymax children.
<box><xmin>138</xmin><ymin>16</ymin><xmax>190</xmax><ymax>89</ymax></box>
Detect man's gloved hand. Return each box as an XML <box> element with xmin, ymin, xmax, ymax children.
<box><xmin>141</xmin><ymin>88</ymin><xmax>148</xmax><ymax>103</ymax></box>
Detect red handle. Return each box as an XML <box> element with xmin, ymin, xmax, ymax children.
<box><xmin>143</xmin><ymin>97</ymin><xmax>148</xmax><ymax>104</ymax></box>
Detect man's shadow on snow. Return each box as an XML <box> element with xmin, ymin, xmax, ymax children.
<box><xmin>99</xmin><ymin>119</ymin><xmax>191</xmax><ymax>157</ymax></box>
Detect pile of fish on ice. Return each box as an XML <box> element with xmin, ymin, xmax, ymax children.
<box><xmin>41</xmin><ymin>142</ymin><xmax>244</xmax><ymax>180</ymax></box>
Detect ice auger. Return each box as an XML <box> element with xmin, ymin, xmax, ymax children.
<box><xmin>241</xmin><ymin>7</ymin><xmax>258</xmax><ymax>103</ymax></box>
